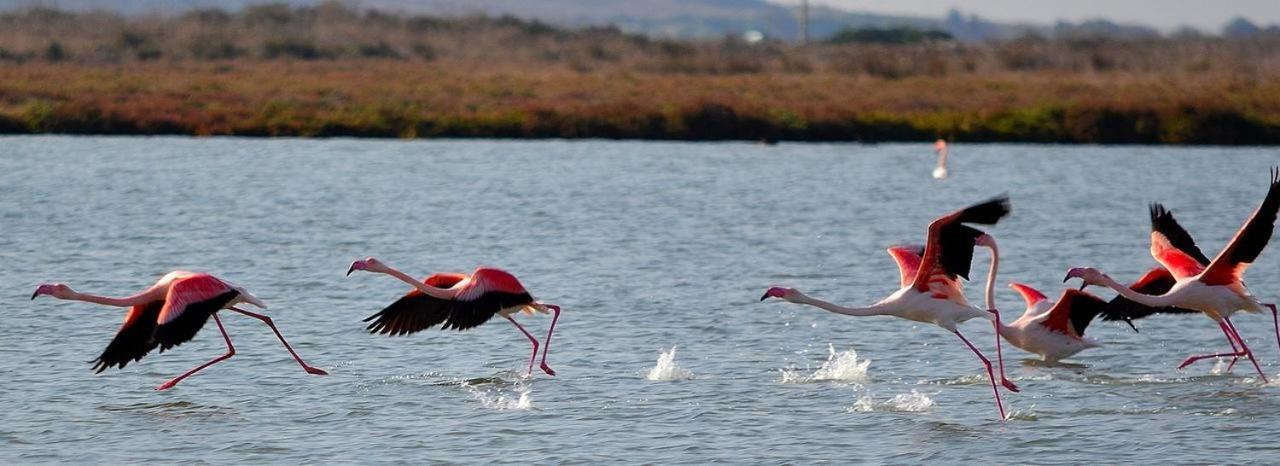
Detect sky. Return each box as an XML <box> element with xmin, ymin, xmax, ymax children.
<box><xmin>775</xmin><ymin>0</ymin><xmax>1280</xmax><ymax>31</ymax></box>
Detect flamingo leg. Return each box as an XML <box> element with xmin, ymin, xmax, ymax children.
<box><xmin>1222</xmin><ymin>317</ymin><xmax>1269</xmax><ymax>384</ymax></box>
<box><xmin>505</xmin><ymin>315</ymin><xmax>540</xmax><ymax>376</ymax></box>
<box><xmin>227</xmin><ymin>307</ymin><xmax>328</xmax><ymax>375</ymax></box>
<box><xmin>954</xmin><ymin>330</ymin><xmax>1008</xmax><ymax>421</ymax></box>
<box><xmin>988</xmin><ymin>308</ymin><xmax>1019</xmax><ymax>392</ymax></box>
<box><xmin>1268</xmin><ymin>303</ymin><xmax>1279</xmax><ymax>362</ymax></box>
<box><xmin>156</xmin><ymin>313</ymin><xmax>235</xmax><ymax>390</ymax></box>
<box><xmin>537</xmin><ymin>304</ymin><xmax>561</xmax><ymax>377</ymax></box>
<box><xmin>1178</xmin><ymin>322</ymin><xmax>1243</xmax><ymax>370</ymax></box>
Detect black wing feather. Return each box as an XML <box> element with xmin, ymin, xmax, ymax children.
<box><xmin>1226</xmin><ymin>167</ymin><xmax>1280</xmax><ymax>266</ymax></box>
<box><xmin>153</xmin><ymin>290</ymin><xmax>239</xmax><ymax>352</ymax></box>
<box><xmin>1149</xmin><ymin>203</ymin><xmax>1211</xmax><ymax>265</ymax></box>
<box><xmin>364</xmin><ymin>292</ymin><xmax>453</xmax><ymax>336</ymax></box>
<box><xmin>443</xmin><ymin>291</ymin><xmax>534</xmax><ymax>331</ymax></box>
<box><xmin>91</xmin><ymin>300</ymin><xmax>164</xmax><ymax>373</ymax></box>
<box><xmin>1066</xmin><ymin>291</ymin><xmax>1109</xmax><ymax>337</ymax></box>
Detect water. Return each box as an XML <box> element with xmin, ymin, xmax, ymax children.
<box><xmin>1</xmin><ymin>136</ymin><xmax>1278</xmax><ymax>463</ymax></box>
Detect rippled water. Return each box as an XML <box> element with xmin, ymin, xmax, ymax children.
<box><xmin>1</xmin><ymin>136</ymin><xmax>1278</xmax><ymax>463</ymax></box>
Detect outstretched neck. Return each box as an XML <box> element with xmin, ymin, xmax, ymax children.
<box><xmin>982</xmin><ymin>239</ymin><xmax>999</xmax><ymax>312</ymax></box>
<box><xmin>1097</xmin><ymin>273</ymin><xmax>1172</xmax><ymax>307</ymax></box>
<box><xmin>792</xmin><ymin>292</ymin><xmax>888</xmax><ymax>317</ymax></box>
<box><xmin>66</xmin><ymin>290</ymin><xmax>158</xmax><ymax>307</ymax></box>
<box><xmin>383</xmin><ymin>266</ymin><xmax>458</xmax><ymax>300</ymax></box>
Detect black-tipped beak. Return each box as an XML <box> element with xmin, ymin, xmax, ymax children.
<box><xmin>346</xmin><ymin>265</ymin><xmax>356</xmax><ymax>276</ymax></box>
<box><xmin>30</xmin><ymin>291</ymin><xmax>38</xmax><ymax>300</ymax></box>
<box><xmin>1063</xmin><ymin>274</ymin><xmax>1071</xmax><ymax>283</ymax></box>
<box><xmin>759</xmin><ymin>292</ymin><xmax>771</xmax><ymax>302</ymax></box>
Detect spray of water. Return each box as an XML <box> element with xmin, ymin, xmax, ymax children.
<box><xmin>780</xmin><ymin>344</ymin><xmax>870</xmax><ymax>384</ymax></box>
<box><xmin>849</xmin><ymin>390</ymin><xmax>934</xmax><ymax>413</ymax></box>
<box><xmin>462</xmin><ymin>381</ymin><xmax>533</xmax><ymax>410</ymax></box>
<box><xmin>646</xmin><ymin>346</ymin><xmax>694</xmax><ymax>381</ymax></box>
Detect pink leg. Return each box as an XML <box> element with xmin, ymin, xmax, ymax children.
<box><xmin>988</xmin><ymin>308</ymin><xmax>1019</xmax><ymax>392</ymax></box>
<box><xmin>506</xmin><ymin>315</ymin><xmax>540</xmax><ymax>376</ymax></box>
<box><xmin>156</xmin><ymin>313</ymin><xmax>235</xmax><ymax>390</ymax></box>
<box><xmin>1222</xmin><ymin>317</ymin><xmax>1269</xmax><ymax>383</ymax></box>
<box><xmin>537</xmin><ymin>304</ymin><xmax>561</xmax><ymax>376</ymax></box>
<box><xmin>1178</xmin><ymin>321</ymin><xmax>1243</xmax><ymax>370</ymax></box>
<box><xmin>227</xmin><ymin>307</ymin><xmax>327</xmax><ymax>375</ymax></box>
<box><xmin>1269</xmin><ymin>303</ymin><xmax>1279</xmax><ymax>362</ymax></box>
<box><xmin>955</xmin><ymin>330</ymin><xmax>1007</xmax><ymax>421</ymax></box>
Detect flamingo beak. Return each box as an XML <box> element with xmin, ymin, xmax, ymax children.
<box><xmin>30</xmin><ymin>290</ymin><xmax>39</xmax><ymax>300</ymax></box>
<box><xmin>346</xmin><ymin>260</ymin><xmax>366</xmax><ymax>276</ymax></box>
<box><xmin>1063</xmin><ymin>267</ymin><xmax>1086</xmax><ymax>283</ymax></box>
<box><xmin>759</xmin><ymin>291</ymin><xmax>771</xmax><ymax>302</ymax></box>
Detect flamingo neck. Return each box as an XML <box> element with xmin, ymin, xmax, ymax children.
<box><xmin>792</xmin><ymin>291</ymin><xmax>888</xmax><ymax>317</ymax></box>
<box><xmin>65</xmin><ymin>290</ymin><xmax>157</xmax><ymax>307</ymax></box>
<box><xmin>1097</xmin><ymin>273</ymin><xmax>1172</xmax><ymax>307</ymax></box>
<box><xmin>982</xmin><ymin>241</ymin><xmax>999</xmax><ymax>312</ymax></box>
<box><xmin>383</xmin><ymin>266</ymin><xmax>458</xmax><ymax>300</ymax></box>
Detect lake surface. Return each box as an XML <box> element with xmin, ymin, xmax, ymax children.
<box><xmin>1</xmin><ymin>136</ymin><xmax>1278</xmax><ymax>463</ymax></box>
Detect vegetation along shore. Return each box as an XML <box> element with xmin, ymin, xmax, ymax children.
<box><xmin>1</xmin><ymin>5</ymin><xmax>1278</xmax><ymax>144</ymax></box>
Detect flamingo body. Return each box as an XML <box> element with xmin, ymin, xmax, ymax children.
<box><xmin>1000</xmin><ymin>283</ymin><xmax>1106</xmax><ymax>363</ymax></box>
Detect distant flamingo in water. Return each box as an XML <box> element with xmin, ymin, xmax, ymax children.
<box><xmin>999</xmin><ymin>282</ymin><xmax>1110</xmax><ymax>363</ymax></box>
<box><xmin>762</xmin><ymin>195</ymin><xmax>1019</xmax><ymax>419</ymax></box>
<box><xmin>30</xmin><ymin>271</ymin><xmax>328</xmax><ymax>390</ymax></box>
<box><xmin>1068</xmin><ymin>168</ymin><xmax>1280</xmax><ymax>382</ymax></box>
<box><xmin>932</xmin><ymin>139</ymin><xmax>949</xmax><ymax>179</ymax></box>
<box><xmin>347</xmin><ymin>258</ymin><xmax>561</xmax><ymax>377</ymax></box>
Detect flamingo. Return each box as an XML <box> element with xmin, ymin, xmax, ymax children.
<box><xmin>1067</xmin><ymin>167</ymin><xmax>1280</xmax><ymax>382</ymax></box>
<box><xmin>999</xmin><ymin>282</ymin><xmax>1110</xmax><ymax>363</ymax></box>
<box><xmin>932</xmin><ymin>139</ymin><xmax>949</xmax><ymax>180</ymax></box>
<box><xmin>346</xmin><ymin>258</ymin><xmax>561</xmax><ymax>377</ymax></box>
<box><xmin>30</xmin><ymin>271</ymin><xmax>328</xmax><ymax>390</ymax></box>
<box><xmin>761</xmin><ymin>195</ymin><xmax>1020</xmax><ymax>419</ymax></box>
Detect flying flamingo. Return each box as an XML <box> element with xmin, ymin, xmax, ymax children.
<box><xmin>30</xmin><ymin>271</ymin><xmax>328</xmax><ymax>390</ymax></box>
<box><xmin>1067</xmin><ymin>168</ymin><xmax>1280</xmax><ymax>382</ymax></box>
<box><xmin>761</xmin><ymin>195</ymin><xmax>1019</xmax><ymax>419</ymax></box>
<box><xmin>932</xmin><ymin>139</ymin><xmax>949</xmax><ymax>180</ymax></box>
<box><xmin>999</xmin><ymin>282</ymin><xmax>1110</xmax><ymax>363</ymax></box>
<box><xmin>346</xmin><ymin>258</ymin><xmax>561</xmax><ymax>377</ymax></box>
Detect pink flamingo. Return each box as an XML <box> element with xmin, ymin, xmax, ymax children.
<box><xmin>1068</xmin><ymin>168</ymin><xmax>1280</xmax><ymax>382</ymax></box>
<box><xmin>30</xmin><ymin>271</ymin><xmax>328</xmax><ymax>390</ymax></box>
<box><xmin>999</xmin><ymin>282</ymin><xmax>1110</xmax><ymax>363</ymax></box>
<box><xmin>933</xmin><ymin>139</ymin><xmax>949</xmax><ymax>179</ymax></box>
<box><xmin>347</xmin><ymin>258</ymin><xmax>561</xmax><ymax>377</ymax></box>
<box><xmin>761</xmin><ymin>196</ymin><xmax>1019</xmax><ymax>419</ymax></box>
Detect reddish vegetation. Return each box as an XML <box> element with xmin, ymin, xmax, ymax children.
<box><xmin>0</xmin><ymin>6</ymin><xmax>1277</xmax><ymax>143</ymax></box>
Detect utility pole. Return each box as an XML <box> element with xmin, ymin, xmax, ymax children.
<box><xmin>799</xmin><ymin>0</ymin><xmax>810</xmax><ymax>45</ymax></box>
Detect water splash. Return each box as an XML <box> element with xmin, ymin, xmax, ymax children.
<box><xmin>780</xmin><ymin>344</ymin><xmax>870</xmax><ymax>384</ymax></box>
<box><xmin>646</xmin><ymin>346</ymin><xmax>694</xmax><ymax>381</ymax></box>
<box><xmin>1006</xmin><ymin>405</ymin><xmax>1039</xmax><ymax>421</ymax></box>
<box><xmin>1210</xmin><ymin>358</ymin><xmax>1231</xmax><ymax>375</ymax></box>
<box><xmin>462</xmin><ymin>381</ymin><xmax>533</xmax><ymax>410</ymax></box>
<box><xmin>850</xmin><ymin>390</ymin><xmax>934</xmax><ymax>413</ymax></box>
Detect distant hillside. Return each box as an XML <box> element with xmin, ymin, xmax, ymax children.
<box><xmin>0</xmin><ymin>0</ymin><xmax>1132</xmax><ymax>41</ymax></box>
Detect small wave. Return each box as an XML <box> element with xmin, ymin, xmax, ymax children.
<box><xmin>462</xmin><ymin>381</ymin><xmax>533</xmax><ymax>410</ymax></box>
<box><xmin>1210</xmin><ymin>358</ymin><xmax>1231</xmax><ymax>375</ymax></box>
<box><xmin>850</xmin><ymin>390</ymin><xmax>934</xmax><ymax>413</ymax></box>
<box><xmin>779</xmin><ymin>344</ymin><xmax>870</xmax><ymax>384</ymax></box>
<box><xmin>1006</xmin><ymin>405</ymin><xmax>1038</xmax><ymax>421</ymax></box>
<box><xmin>646</xmin><ymin>346</ymin><xmax>694</xmax><ymax>381</ymax></box>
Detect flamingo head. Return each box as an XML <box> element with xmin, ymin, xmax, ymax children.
<box><xmin>934</xmin><ymin>139</ymin><xmax>947</xmax><ymax>152</ymax></box>
<box><xmin>1063</xmin><ymin>267</ymin><xmax>1106</xmax><ymax>289</ymax></box>
<box><xmin>760</xmin><ymin>286</ymin><xmax>797</xmax><ymax>302</ymax></box>
<box><xmin>31</xmin><ymin>283</ymin><xmax>74</xmax><ymax>300</ymax></box>
<box><xmin>974</xmin><ymin>233</ymin><xmax>996</xmax><ymax>249</ymax></box>
<box><xmin>347</xmin><ymin>257</ymin><xmax>388</xmax><ymax>276</ymax></box>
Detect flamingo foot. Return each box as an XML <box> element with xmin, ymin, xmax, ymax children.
<box><xmin>155</xmin><ymin>379</ymin><xmax>180</xmax><ymax>391</ymax></box>
<box><xmin>304</xmin><ymin>366</ymin><xmax>329</xmax><ymax>376</ymax></box>
<box><xmin>1001</xmin><ymin>378</ymin><xmax>1020</xmax><ymax>392</ymax></box>
<box><xmin>540</xmin><ymin>363</ymin><xmax>556</xmax><ymax>376</ymax></box>
<box><xmin>1177</xmin><ymin>357</ymin><xmax>1198</xmax><ymax>369</ymax></box>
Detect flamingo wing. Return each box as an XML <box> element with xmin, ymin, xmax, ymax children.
<box><xmin>444</xmin><ymin>268</ymin><xmax>536</xmax><ymax>331</ymax></box>
<box><xmin>911</xmin><ymin>195</ymin><xmax>1010</xmax><ymax>292</ymax></box>
<box><xmin>1009</xmin><ymin>282</ymin><xmax>1048</xmax><ymax>307</ymax></box>
<box><xmin>1148</xmin><ymin>204</ymin><xmax>1209</xmax><ymax>279</ymax></box>
<box><xmin>1199</xmin><ymin>167</ymin><xmax>1280</xmax><ymax>286</ymax></box>
<box><xmin>1102</xmin><ymin>267</ymin><xmax>1198</xmax><ymax>324</ymax></box>
<box><xmin>363</xmin><ymin>273</ymin><xmax>468</xmax><ymax>336</ymax></box>
<box><xmin>1039</xmin><ymin>289</ymin><xmax>1108</xmax><ymax>339</ymax></box>
<box><xmin>153</xmin><ymin>274</ymin><xmax>240</xmax><ymax>352</ymax></box>
<box><xmin>91</xmin><ymin>300</ymin><xmax>165</xmax><ymax>373</ymax></box>
<box><xmin>886</xmin><ymin>245</ymin><xmax>924</xmax><ymax>288</ymax></box>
